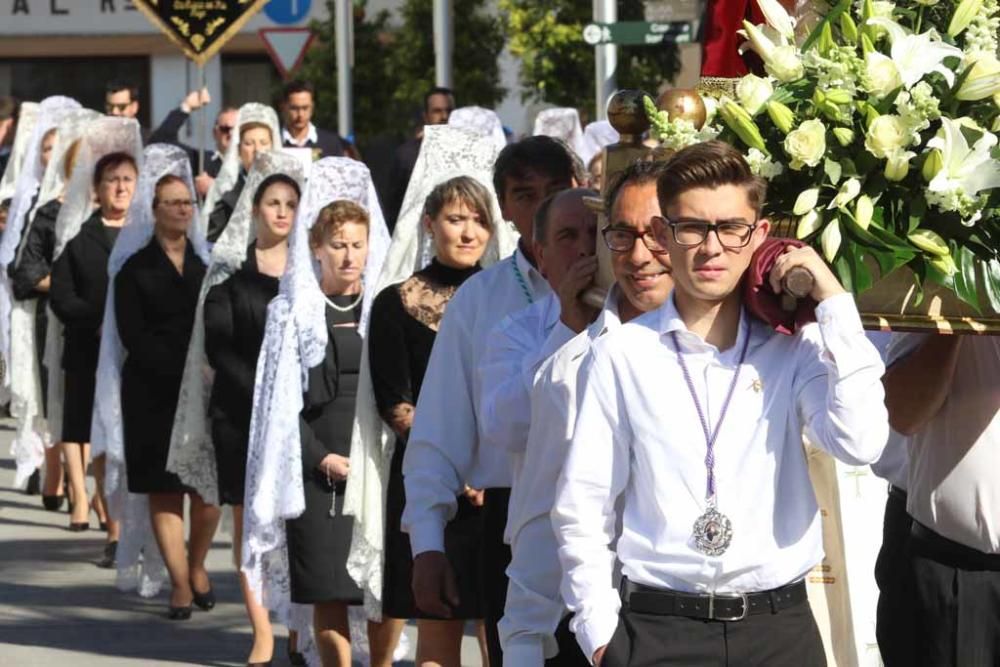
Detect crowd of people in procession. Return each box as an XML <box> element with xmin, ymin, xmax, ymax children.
<box><xmin>0</xmin><ymin>71</ymin><xmax>996</xmax><ymax>667</ymax></box>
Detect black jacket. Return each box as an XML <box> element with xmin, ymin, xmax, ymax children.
<box><xmin>385</xmin><ymin>136</ymin><xmax>421</xmax><ymax>228</ymax></box>
<box><xmin>49</xmin><ymin>212</ymin><xmax>119</xmax><ymax>372</ymax></box>
<box><xmin>204</xmin><ymin>247</ymin><xmax>278</xmax><ymax>438</ymax></box>
<box><xmin>281</xmin><ymin>125</ymin><xmax>346</xmax><ymax>160</ymax></box>
<box><xmin>10</xmin><ymin>198</ymin><xmax>59</xmax><ymax>301</ymax></box>
<box><xmin>149</xmin><ymin>107</ymin><xmax>222</xmax><ymax>177</ymax></box>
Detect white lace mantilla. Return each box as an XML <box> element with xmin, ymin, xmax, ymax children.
<box><xmin>533</xmin><ymin>107</ymin><xmax>587</xmax><ymax>160</ymax></box>
<box><xmin>167</xmin><ymin>151</ymin><xmax>305</xmax><ymax>507</ymax></box>
<box><xmin>448</xmin><ymin>106</ymin><xmax>508</xmax><ymax>153</ymax></box>
<box><xmin>344</xmin><ymin>125</ymin><xmax>518</xmax><ymax>619</ymax></box>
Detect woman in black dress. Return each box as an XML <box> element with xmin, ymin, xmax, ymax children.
<box><xmin>116</xmin><ymin>174</ymin><xmax>222</xmax><ymax>619</ymax></box>
<box><xmin>204</xmin><ymin>172</ymin><xmax>299</xmax><ymax>665</ymax></box>
<box><xmin>367</xmin><ymin>176</ymin><xmax>496</xmax><ymax>664</ymax></box>
<box><xmin>50</xmin><ymin>150</ymin><xmax>136</xmax><ymax>533</ymax></box>
<box><xmin>281</xmin><ymin>199</ymin><xmax>372</xmax><ymax>665</ymax></box>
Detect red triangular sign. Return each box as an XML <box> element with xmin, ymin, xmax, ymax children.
<box><xmin>259</xmin><ymin>28</ymin><xmax>316</xmax><ymax>79</ymax></box>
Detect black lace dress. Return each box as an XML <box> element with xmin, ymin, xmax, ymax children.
<box><xmin>286</xmin><ymin>296</ymin><xmax>365</xmax><ymax>604</ymax></box>
<box><xmin>368</xmin><ymin>258</ymin><xmax>483</xmax><ymax>619</ymax></box>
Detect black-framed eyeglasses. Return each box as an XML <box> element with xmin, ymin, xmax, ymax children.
<box><xmin>653</xmin><ymin>216</ymin><xmax>757</xmax><ymax>249</ymax></box>
<box><xmin>602</xmin><ymin>224</ymin><xmax>667</xmax><ymax>254</ymax></box>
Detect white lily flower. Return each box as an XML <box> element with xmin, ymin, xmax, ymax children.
<box><xmin>867</xmin><ymin>17</ymin><xmax>964</xmax><ymax>87</ymax></box>
<box><xmin>927</xmin><ymin>117</ymin><xmax>1000</xmax><ymax>218</ymax></box>
<box><xmin>956</xmin><ymin>56</ymin><xmax>1000</xmax><ymax>101</ymax></box>
<box><xmin>755</xmin><ymin>0</ymin><xmax>796</xmax><ymax>41</ymax></box>
<box><xmin>828</xmin><ymin>178</ymin><xmax>862</xmax><ymax>210</ymax></box>
<box><xmin>739</xmin><ymin>21</ymin><xmax>805</xmax><ymax>82</ymax></box>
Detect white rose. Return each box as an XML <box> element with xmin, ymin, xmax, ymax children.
<box><xmin>737</xmin><ymin>74</ymin><xmax>774</xmax><ymax>115</ymax></box>
<box><xmin>865</xmin><ymin>115</ymin><xmax>910</xmax><ymax>158</ymax></box>
<box><xmin>765</xmin><ymin>45</ymin><xmax>805</xmax><ymax>82</ymax></box>
<box><xmin>864</xmin><ymin>53</ymin><xmax>903</xmax><ymax>98</ymax></box>
<box><xmin>783</xmin><ymin>119</ymin><xmax>827</xmax><ymax>170</ymax></box>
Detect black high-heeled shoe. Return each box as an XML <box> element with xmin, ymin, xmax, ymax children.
<box><xmin>42</xmin><ymin>495</ymin><xmax>65</xmax><ymax>512</ymax></box>
<box><xmin>191</xmin><ymin>585</ymin><xmax>215</xmax><ymax>611</ymax></box>
<box><xmin>68</xmin><ymin>521</ymin><xmax>90</xmax><ymax>532</ymax></box>
<box><xmin>97</xmin><ymin>542</ymin><xmax>117</xmax><ymax>569</ymax></box>
<box><xmin>167</xmin><ymin>604</ymin><xmax>192</xmax><ymax>621</ymax></box>
<box><xmin>25</xmin><ymin>469</ymin><xmax>40</xmax><ymax>496</ymax></box>
<box><xmin>288</xmin><ymin>650</ymin><xmax>306</xmax><ymax>666</ymax></box>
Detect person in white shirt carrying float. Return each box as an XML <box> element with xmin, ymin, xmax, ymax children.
<box><xmin>402</xmin><ymin>136</ymin><xmax>580</xmax><ymax>667</ymax></box>
<box><xmin>552</xmin><ymin>140</ymin><xmax>890</xmax><ymax>667</ymax></box>
<box><xmin>484</xmin><ymin>158</ymin><xmax>676</xmax><ymax>667</ymax></box>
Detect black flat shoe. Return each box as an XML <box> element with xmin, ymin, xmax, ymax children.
<box><xmin>99</xmin><ymin>521</ymin><xmax>108</xmax><ymax>532</ymax></box>
<box><xmin>288</xmin><ymin>650</ymin><xmax>306</xmax><ymax>666</ymax></box>
<box><xmin>97</xmin><ymin>542</ymin><xmax>117</xmax><ymax>569</ymax></box>
<box><xmin>192</xmin><ymin>586</ymin><xmax>215</xmax><ymax>611</ymax></box>
<box><xmin>246</xmin><ymin>662</ymin><xmax>272</xmax><ymax>667</ymax></box>
<box><xmin>68</xmin><ymin>522</ymin><xmax>90</xmax><ymax>532</ymax></box>
<box><xmin>25</xmin><ymin>469</ymin><xmax>40</xmax><ymax>496</ymax></box>
<box><xmin>42</xmin><ymin>495</ymin><xmax>65</xmax><ymax>512</ymax></box>
<box><xmin>167</xmin><ymin>604</ymin><xmax>192</xmax><ymax>620</ymax></box>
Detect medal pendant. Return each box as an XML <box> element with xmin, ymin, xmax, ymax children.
<box><xmin>692</xmin><ymin>505</ymin><xmax>733</xmax><ymax>556</ymax></box>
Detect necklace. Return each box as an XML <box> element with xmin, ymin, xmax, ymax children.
<box><xmin>671</xmin><ymin>326</ymin><xmax>751</xmax><ymax>557</ymax></box>
<box><xmin>324</xmin><ymin>290</ymin><xmax>363</xmax><ymax>312</ymax></box>
<box><xmin>511</xmin><ymin>252</ymin><xmax>533</xmax><ymax>305</ymax></box>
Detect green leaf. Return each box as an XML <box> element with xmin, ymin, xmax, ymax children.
<box><xmin>824</xmin><ymin>158</ymin><xmax>843</xmax><ymax>185</ymax></box>
<box><xmin>843</xmin><ymin>212</ymin><xmax>892</xmax><ymax>249</ymax></box>
<box><xmin>955</xmin><ymin>246</ymin><xmax>982</xmax><ymax>312</ymax></box>
<box><xmin>984</xmin><ymin>259</ymin><xmax>1000</xmax><ymax>312</ymax></box>
<box><xmin>846</xmin><ymin>241</ymin><xmax>874</xmax><ymax>293</ymax></box>
<box><xmin>801</xmin><ymin>0</ymin><xmax>851</xmax><ymax>51</ymax></box>
<box><xmin>907</xmin><ymin>198</ymin><xmax>927</xmax><ymax>233</ymax></box>
<box><xmin>834</xmin><ymin>255</ymin><xmax>854</xmax><ymax>293</ymax></box>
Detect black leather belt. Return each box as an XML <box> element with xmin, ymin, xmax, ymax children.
<box><xmin>911</xmin><ymin>521</ymin><xmax>1000</xmax><ymax>571</ymax></box>
<box><xmin>620</xmin><ymin>578</ymin><xmax>808</xmax><ymax>622</ymax></box>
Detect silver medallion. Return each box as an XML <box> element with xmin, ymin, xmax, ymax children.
<box><xmin>692</xmin><ymin>505</ymin><xmax>733</xmax><ymax>556</ymax></box>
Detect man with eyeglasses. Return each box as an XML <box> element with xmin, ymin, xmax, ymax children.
<box><xmin>104</xmin><ymin>81</ymin><xmax>149</xmax><ymax>143</ymax></box>
<box><xmin>486</xmin><ymin>159</ymin><xmax>674</xmax><ymax>666</ymax></box>
<box><xmin>149</xmin><ymin>88</ymin><xmax>235</xmax><ymax>197</ymax></box>
<box><xmin>552</xmin><ymin>141</ymin><xmax>889</xmax><ymax>667</ymax></box>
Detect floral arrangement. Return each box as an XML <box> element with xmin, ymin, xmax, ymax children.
<box><xmin>646</xmin><ymin>0</ymin><xmax>1000</xmax><ymax>311</ymax></box>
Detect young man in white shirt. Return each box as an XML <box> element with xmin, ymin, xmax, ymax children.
<box><xmin>552</xmin><ymin>141</ymin><xmax>889</xmax><ymax>666</ymax></box>
<box><xmin>493</xmin><ymin>160</ymin><xmax>674</xmax><ymax>666</ymax></box>
<box><xmin>883</xmin><ymin>333</ymin><xmax>1000</xmax><ymax>666</ymax></box>
<box><xmin>402</xmin><ymin>136</ymin><xmax>579</xmax><ymax>665</ymax></box>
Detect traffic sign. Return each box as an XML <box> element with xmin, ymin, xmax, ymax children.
<box><xmin>264</xmin><ymin>0</ymin><xmax>312</xmax><ymax>25</ymax></box>
<box><xmin>582</xmin><ymin>20</ymin><xmax>694</xmax><ymax>46</ymax></box>
<box><xmin>259</xmin><ymin>27</ymin><xmax>316</xmax><ymax>78</ymax></box>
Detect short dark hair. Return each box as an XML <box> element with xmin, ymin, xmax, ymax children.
<box><xmin>424</xmin><ymin>87</ymin><xmax>454</xmax><ymax>111</ymax></box>
<box><xmin>152</xmin><ymin>174</ymin><xmax>188</xmax><ymax>209</ymax></box>
<box><xmin>253</xmin><ymin>173</ymin><xmax>301</xmax><ymax>207</ymax></box>
<box><xmin>656</xmin><ymin>141</ymin><xmax>767</xmax><ymax>217</ymax></box>
<box><xmin>605</xmin><ymin>158</ymin><xmax>670</xmax><ymax>219</ymax></box>
<box><xmin>492</xmin><ymin>135</ymin><xmax>579</xmax><ymax>205</ymax></box>
<box><xmin>533</xmin><ymin>187</ymin><xmax>598</xmax><ymax>245</ymax></box>
<box><xmin>282</xmin><ymin>79</ymin><xmax>315</xmax><ymax>102</ymax></box>
<box><xmin>92</xmin><ymin>151</ymin><xmax>137</xmax><ymax>189</ymax></box>
<box><xmin>105</xmin><ymin>80</ymin><xmax>139</xmax><ymax>102</ymax></box>
<box><xmin>0</xmin><ymin>96</ymin><xmax>18</xmax><ymax>121</ymax></box>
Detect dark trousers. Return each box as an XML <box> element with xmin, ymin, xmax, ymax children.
<box><xmin>546</xmin><ymin>614</ymin><xmax>590</xmax><ymax>667</ymax></box>
<box><xmin>482</xmin><ymin>487</ymin><xmax>512</xmax><ymax>667</ymax></box>
<box><xmin>602</xmin><ymin>591</ymin><xmax>826</xmax><ymax>667</ymax></box>
<box><xmin>910</xmin><ymin>522</ymin><xmax>1000</xmax><ymax>667</ymax></box>
<box><xmin>875</xmin><ymin>486</ymin><xmax>917</xmax><ymax>667</ymax></box>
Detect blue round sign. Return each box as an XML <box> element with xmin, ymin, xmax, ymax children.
<box><xmin>265</xmin><ymin>0</ymin><xmax>312</xmax><ymax>25</ymax></box>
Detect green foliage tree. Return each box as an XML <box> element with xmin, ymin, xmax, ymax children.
<box><xmin>300</xmin><ymin>0</ymin><xmax>507</xmax><ymax>147</ymax></box>
<box><xmin>500</xmin><ymin>0</ymin><xmax>682</xmax><ymax>115</ymax></box>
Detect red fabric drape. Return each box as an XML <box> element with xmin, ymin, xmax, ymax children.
<box><xmin>701</xmin><ymin>0</ymin><xmax>767</xmax><ymax>77</ymax></box>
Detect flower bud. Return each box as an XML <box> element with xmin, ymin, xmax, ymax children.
<box><xmin>956</xmin><ymin>56</ymin><xmax>1000</xmax><ymax>101</ymax></box>
<box><xmin>821</xmin><ymin>218</ymin><xmax>843</xmax><ymax>262</ymax></box>
<box><xmin>855</xmin><ymin>195</ymin><xmax>874</xmax><ymax>230</ymax></box>
<box><xmin>797</xmin><ymin>210</ymin><xmax>823</xmax><ymax>239</ymax></box>
<box><xmin>721</xmin><ymin>99</ymin><xmax>769</xmax><ymax>153</ymax></box>
<box><xmin>825</xmin><ymin>89</ymin><xmax>853</xmax><ymax>105</ymax></box>
<box><xmin>833</xmin><ymin>127</ymin><xmax>855</xmax><ymax>146</ymax></box>
<box><xmin>948</xmin><ymin>0</ymin><xmax>984</xmax><ymax>37</ymax></box>
<box><xmin>819</xmin><ymin>100</ymin><xmax>844</xmax><ymax>121</ymax></box>
<box><xmin>861</xmin><ymin>33</ymin><xmax>876</xmax><ymax>55</ymax></box>
<box><xmin>929</xmin><ymin>254</ymin><xmax>958</xmax><ymax>276</ymax></box>
<box><xmin>840</xmin><ymin>13</ymin><xmax>859</xmax><ymax>44</ymax></box>
<box><xmin>830</xmin><ymin>178</ymin><xmax>862</xmax><ymax>209</ymax></box>
<box><xmin>884</xmin><ymin>152</ymin><xmax>913</xmax><ymax>182</ymax></box>
<box><xmin>793</xmin><ymin>188</ymin><xmax>821</xmax><ymax>215</ymax></box>
<box><xmin>765</xmin><ymin>100</ymin><xmax>796</xmax><ymax>134</ymax></box>
<box><xmin>921</xmin><ymin>149</ymin><xmax>943</xmax><ymax>182</ymax></box>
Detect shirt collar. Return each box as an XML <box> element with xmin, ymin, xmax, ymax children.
<box><xmin>281</xmin><ymin>122</ymin><xmax>318</xmax><ymax>147</ymax></box>
<box><xmin>657</xmin><ymin>290</ymin><xmax>756</xmax><ymax>358</ymax></box>
<box><xmin>514</xmin><ymin>246</ymin><xmax>547</xmax><ymax>296</ymax></box>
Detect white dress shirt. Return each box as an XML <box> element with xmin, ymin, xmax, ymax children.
<box><xmin>478</xmin><ymin>292</ymin><xmax>575</xmax><ymax>499</ymax></box>
<box><xmin>500</xmin><ymin>291</ymin><xmax>623</xmax><ymax>666</ymax></box>
<box><xmin>552</xmin><ymin>292</ymin><xmax>889</xmax><ymax>660</ymax></box>
<box><xmin>402</xmin><ymin>249</ymin><xmax>549</xmax><ymax>555</ymax></box>
<box><xmin>889</xmin><ymin>333</ymin><xmax>1000</xmax><ymax>553</ymax></box>
<box><xmin>865</xmin><ymin>331</ymin><xmax>909</xmax><ymax>490</ymax></box>
<box><xmin>281</xmin><ymin>122</ymin><xmax>319</xmax><ymax>147</ymax></box>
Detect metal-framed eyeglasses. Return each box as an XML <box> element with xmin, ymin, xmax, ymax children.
<box><xmin>651</xmin><ymin>215</ymin><xmax>758</xmax><ymax>249</ymax></box>
<box><xmin>602</xmin><ymin>224</ymin><xmax>668</xmax><ymax>254</ymax></box>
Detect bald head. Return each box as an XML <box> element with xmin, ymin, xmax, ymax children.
<box><xmin>532</xmin><ymin>188</ymin><xmax>599</xmax><ymax>292</ymax></box>
<box><xmin>532</xmin><ymin>187</ymin><xmax>597</xmax><ymax>247</ymax></box>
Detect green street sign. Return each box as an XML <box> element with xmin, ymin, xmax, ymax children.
<box><xmin>582</xmin><ymin>20</ymin><xmax>694</xmax><ymax>46</ymax></box>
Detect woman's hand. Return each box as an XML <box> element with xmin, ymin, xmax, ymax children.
<box><xmin>319</xmin><ymin>453</ymin><xmax>350</xmax><ymax>482</ymax></box>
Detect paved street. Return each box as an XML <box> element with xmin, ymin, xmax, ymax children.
<box><xmin>0</xmin><ymin>418</ymin><xmax>482</xmax><ymax>666</ymax></box>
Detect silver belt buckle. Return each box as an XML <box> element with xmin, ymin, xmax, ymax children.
<box><xmin>708</xmin><ymin>591</ymin><xmax>749</xmax><ymax>621</ymax></box>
